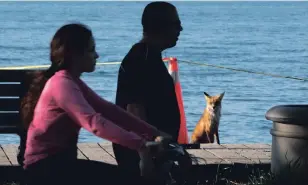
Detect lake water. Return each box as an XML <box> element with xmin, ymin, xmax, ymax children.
<box><xmin>0</xmin><ymin>1</ymin><xmax>307</xmax><ymax>144</ymax></box>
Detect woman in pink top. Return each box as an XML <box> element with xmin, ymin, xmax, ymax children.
<box><xmin>21</xmin><ymin>23</ymin><xmax>170</xmax><ymax>185</ymax></box>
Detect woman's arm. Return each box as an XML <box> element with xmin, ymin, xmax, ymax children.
<box><xmin>78</xmin><ymin>79</ymin><xmax>160</xmax><ymax>141</ymax></box>
<box><xmin>52</xmin><ymin>76</ymin><xmax>146</xmax><ymax>151</ymax></box>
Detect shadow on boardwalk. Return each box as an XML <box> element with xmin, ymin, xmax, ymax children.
<box><xmin>0</xmin><ymin>163</ymin><xmax>271</xmax><ymax>185</ymax></box>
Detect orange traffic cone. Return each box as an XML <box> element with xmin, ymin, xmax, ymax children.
<box><xmin>164</xmin><ymin>57</ymin><xmax>189</xmax><ymax>144</ymax></box>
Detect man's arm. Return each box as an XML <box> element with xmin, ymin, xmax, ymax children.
<box><xmin>127</xmin><ymin>103</ymin><xmax>173</xmax><ymax>142</ymax></box>
<box><xmin>126</xmin><ymin>103</ymin><xmax>147</xmax><ymax>122</ymax></box>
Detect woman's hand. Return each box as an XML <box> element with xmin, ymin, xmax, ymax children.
<box><xmin>154</xmin><ymin>131</ymin><xmax>173</xmax><ymax>148</ymax></box>
<box><xmin>138</xmin><ymin>131</ymin><xmax>173</xmax><ymax>179</ymax></box>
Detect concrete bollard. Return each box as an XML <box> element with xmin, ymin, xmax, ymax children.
<box><xmin>265</xmin><ymin>104</ymin><xmax>308</xmax><ymax>184</ymax></box>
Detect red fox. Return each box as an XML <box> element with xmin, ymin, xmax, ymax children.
<box><xmin>191</xmin><ymin>92</ymin><xmax>224</xmax><ymax>144</ymax></box>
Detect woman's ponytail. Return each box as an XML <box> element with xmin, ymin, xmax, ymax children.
<box><xmin>20</xmin><ymin>63</ymin><xmax>60</xmax><ymax>130</ymax></box>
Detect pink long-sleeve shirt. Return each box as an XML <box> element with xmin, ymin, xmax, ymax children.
<box><xmin>23</xmin><ymin>70</ymin><xmax>158</xmax><ymax>169</ymax></box>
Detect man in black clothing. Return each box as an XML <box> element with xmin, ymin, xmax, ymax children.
<box><xmin>113</xmin><ymin>1</ymin><xmax>183</xmax><ymax>183</ymax></box>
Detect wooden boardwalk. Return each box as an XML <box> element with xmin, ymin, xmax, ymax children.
<box><xmin>0</xmin><ymin>142</ymin><xmax>271</xmax><ymax>166</ymax></box>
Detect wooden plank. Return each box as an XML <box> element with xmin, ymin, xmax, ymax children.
<box><xmin>77</xmin><ymin>148</ymin><xmax>88</xmax><ymax>160</ymax></box>
<box><xmin>244</xmin><ymin>143</ymin><xmax>271</xmax><ymax>149</ymax></box>
<box><xmin>77</xmin><ymin>143</ymin><xmax>117</xmax><ymax>165</ymax></box>
<box><xmin>200</xmin><ymin>143</ymin><xmax>226</xmax><ymax>149</ymax></box>
<box><xmin>0</xmin><ymin>143</ymin><xmax>271</xmax><ymax>167</ymax></box>
<box><xmin>0</xmin><ymin>113</ymin><xmax>20</xmax><ymax>125</ymax></box>
<box><xmin>256</xmin><ymin>159</ymin><xmax>271</xmax><ymax>164</ymax></box>
<box><xmin>0</xmin><ymin>84</ymin><xmax>21</xmax><ymax>97</ymax></box>
<box><xmin>263</xmin><ymin>148</ymin><xmax>272</xmax><ymax>157</ymax></box>
<box><xmin>0</xmin><ymin>98</ymin><xmax>20</xmax><ymax>111</ymax></box>
<box><xmin>206</xmin><ymin>149</ymin><xmax>244</xmax><ymax>159</ymax></box>
<box><xmin>231</xmin><ymin>148</ymin><xmax>271</xmax><ymax>164</ymax></box>
<box><xmin>0</xmin><ymin>70</ymin><xmax>25</xmax><ymax>82</ymax></box>
<box><xmin>98</xmin><ymin>142</ymin><xmax>115</xmax><ymax>157</ymax></box>
<box><xmin>0</xmin><ymin>112</ymin><xmax>20</xmax><ymax>134</ymax></box>
<box><xmin>1</xmin><ymin>144</ymin><xmax>18</xmax><ymax>165</ymax></box>
<box><xmin>220</xmin><ymin>144</ymin><xmax>256</xmax><ymax>163</ymax></box>
<box><xmin>0</xmin><ymin>145</ymin><xmax>11</xmax><ymax>165</ymax></box>
<box><xmin>205</xmin><ymin>148</ymin><xmax>254</xmax><ymax>164</ymax></box>
<box><xmin>188</xmin><ymin>149</ymin><xmax>226</xmax><ymax>165</ymax></box>
<box><xmin>221</xmin><ymin>144</ymin><xmax>249</xmax><ymax>149</ymax></box>
<box><xmin>0</xmin><ymin>126</ymin><xmax>19</xmax><ymax>134</ymax></box>
<box><xmin>228</xmin><ymin>159</ymin><xmax>255</xmax><ymax>164</ymax></box>
<box><xmin>99</xmin><ymin>141</ymin><xmax>112</xmax><ymax>146</ymax></box>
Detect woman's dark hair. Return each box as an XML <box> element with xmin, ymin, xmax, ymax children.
<box><xmin>141</xmin><ymin>1</ymin><xmax>176</xmax><ymax>34</ymax></box>
<box><xmin>20</xmin><ymin>23</ymin><xmax>93</xmax><ymax>130</ymax></box>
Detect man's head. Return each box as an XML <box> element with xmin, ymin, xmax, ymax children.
<box><xmin>141</xmin><ymin>1</ymin><xmax>183</xmax><ymax>50</ymax></box>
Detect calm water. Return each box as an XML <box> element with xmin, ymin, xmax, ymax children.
<box><xmin>0</xmin><ymin>1</ymin><xmax>307</xmax><ymax>144</ymax></box>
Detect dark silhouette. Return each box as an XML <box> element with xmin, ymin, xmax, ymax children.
<box><xmin>113</xmin><ymin>1</ymin><xmax>183</xmax><ymax>184</ymax></box>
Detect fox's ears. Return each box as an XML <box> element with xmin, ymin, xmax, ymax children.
<box><xmin>203</xmin><ymin>92</ymin><xmax>210</xmax><ymax>97</ymax></box>
<box><xmin>204</xmin><ymin>92</ymin><xmax>213</xmax><ymax>103</ymax></box>
<box><xmin>204</xmin><ymin>91</ymin><xmax>225</xmax><ymax>101</ymax></box>
<box><xmin>218</xmin><ymin>92</ymin><xmax>225</xmax><ymax>100</ymax></box>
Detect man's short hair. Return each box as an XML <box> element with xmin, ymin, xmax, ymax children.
<box><xmin>141</xmin><ymin>1</ymin><xmax>176</xmax><ymax>33</ymax></box>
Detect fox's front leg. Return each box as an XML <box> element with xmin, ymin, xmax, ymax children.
<box><xmin>215</xmin><ymin>130</ymin><xmax>220</xmax><ymax>145</ymax></box>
